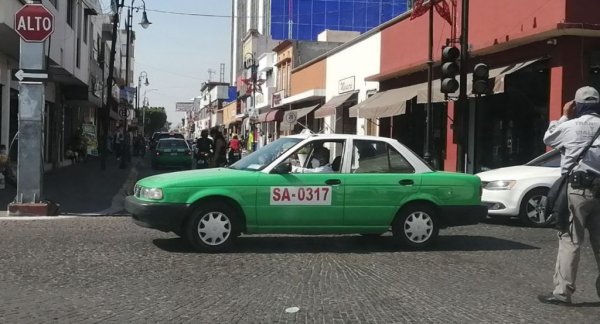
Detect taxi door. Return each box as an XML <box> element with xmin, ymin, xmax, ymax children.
<box><xmin>343</xmin><ymin>139</ymin><xmax>421</xmax><ymax>228</ymax></box>
<box><xmin>255</xmin><ymin>140</ymin><xmax>346</xmax><ymax>231</ymax></box>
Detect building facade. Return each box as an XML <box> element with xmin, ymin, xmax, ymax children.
<box><xmin>271</xmin><ymin>0</ymin><xmax>409</xmax><ymax>40</ymax></box>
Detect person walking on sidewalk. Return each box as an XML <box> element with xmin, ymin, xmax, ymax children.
<box><xmin>538</xmin><ymin>86</ymin><xmax>600</xmax><ymax>305</ymax></box>
<box><xmin>114</xmin><ymin>127</ymin><xmax>124</xmax><ymax>160</ymax></box>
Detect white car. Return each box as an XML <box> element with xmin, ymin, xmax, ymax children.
<box><xmin>476</xmin><ymin>150</ymin><xmax>561</xmax><ymax>227</ymax></box>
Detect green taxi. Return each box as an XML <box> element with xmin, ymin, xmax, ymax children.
<box><xmin>126</xmin><ymin>134</ymin><xmax>486</xmax><ymax>252</ymax></box>
<box><xmin>151</xmin><ymin>138</ymin><xmax>193</xmax><ymax>170</ymax></box>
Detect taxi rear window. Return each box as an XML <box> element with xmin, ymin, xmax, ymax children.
<box><xmin>157</xmin><ymin>139</ymin><xmax>188</xmax><ymax>149</ymax></box>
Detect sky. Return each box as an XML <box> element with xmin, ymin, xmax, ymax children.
<box><xmin>100</xmin><ymin>0</ymin><xmax>232</xmax><ymax>127</ymax></box>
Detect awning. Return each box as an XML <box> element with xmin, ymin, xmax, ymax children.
<box><xmin>258</xmin><ymin>109</ymin><xmax>285</xmax><ymax>122</ymax></box>
<box><xmin>314</xmin><ymin>91</ymin><xmax>358</xmax><ymax>119</ymax></box>
<box><xmin>416</xmin><ymin>57</ymin><xmax>545</xmax><ymax>103</ymax></box>
<box><xmin>349</xmin><ymin>83</ymin><xmax>427</xmax><ymax>119</ymax></box>
<box><xmin>280</xmin><ymin>104</ymin><xmax>320</xmax><ymax>131</ymax></box>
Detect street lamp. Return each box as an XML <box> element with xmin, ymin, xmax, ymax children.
<box><xmin>120</xmin><ymin>0</ymin><xmax>152</xmax><ymax>169</ymax></box>
<box><xmin>136</xmin><ymin>71</ymin><xmax>149</xmax><ymax>134</ymax></box>
<box><xmin>142</xmin><ymin>88</ymin><xmax>158</xmax><ymax>137</ymax></box>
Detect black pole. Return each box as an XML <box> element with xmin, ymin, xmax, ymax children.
<box><xmin>101</xmin><ymin>0</ymin><xmax>124</xmax><ymax>170</ymax></box>
<box><xmin>458</xmin><ymin>0</ymin><xmax>469</xmax><ymax>172</ymax></box>
<box><xmin>120</xmin><ymin>3</ymin><xmax>132</xmax><ymax>169</ymax></box>
<box><xmin>424</xmin><ymin>1</ymin><xmax>434</xmax><ymax>166</ymax></box>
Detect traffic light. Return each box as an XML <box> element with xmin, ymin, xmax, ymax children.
<box><xmin>441</xmin><ymin>46</ymin><xmax>460</xmax><ymax>94</ymax></box>
<box><xmin>472</xmin><ymin>63</ymin><xmax>490</xmax><ymax>95</ymax></box>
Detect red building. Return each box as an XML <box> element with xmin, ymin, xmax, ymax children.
<box><xmin>366</xmin><ymin>0</ymin><xmax>600</xmax><ymax>173</ymax></box>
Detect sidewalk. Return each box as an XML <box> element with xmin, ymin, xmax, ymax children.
<box><xmin>0</xmin><ymin>156</ymin><xmax>142</xmax><ymax>215</ymax></box>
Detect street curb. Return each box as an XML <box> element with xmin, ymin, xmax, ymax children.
<box><xmin>87</xmin><ymin>159</ymin><xmax>141</xmax><ymax>216</ymax></box>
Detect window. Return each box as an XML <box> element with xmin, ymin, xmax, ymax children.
<box><xmin>83</xmin><ymin>14</ymin><xmax>89</xmax><ymax>44</ymax></box>
<box><xmin>351</xmin><ymin>140</ymin><xmax>415</xmax><ymax>174</ymax></box>
<box><xmin>289</xmin><ymin>140</ymin><xmax>345</xmax><ymax>173</ymax></box>
<box><xmin>66</xmin><ymin>0</ymin><xmax>74</xmax><ymax>27</ymax></box>
<box><xmin>48</xmin><ymin>0</ymin><xmax>58</xmax><ymax>8</ymax></box>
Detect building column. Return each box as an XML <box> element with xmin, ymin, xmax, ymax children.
<box><xmin>549</xmin><ymin>38</ymin><xmax>585</xmax><ymax>123</ymax></box>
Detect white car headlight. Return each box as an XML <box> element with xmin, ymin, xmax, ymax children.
<box><xmin>484</xmin><ymin>180</ymin><xmax>516</xmax><ymax>190</ymax></box>
<box><xmin>140</xmin><ymin>187</ymin><xmax>163</xmax><ymax>200</ymax></box>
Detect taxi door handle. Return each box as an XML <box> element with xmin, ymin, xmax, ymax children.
<box><xmin>325</xmin><ymin>179</ymin><xmax>341</xmax><ymax>185</ymax></box>
<box><xmin>399</xmin><ymin>179</ymin><xmax>414</xmax><ymax>186</ymax></box>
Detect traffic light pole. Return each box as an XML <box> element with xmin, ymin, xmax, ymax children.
<box><xmin>458</xmin><ymin>0</ymin><xmax>470</xmax><ymax>173</ymax></box>
<box><xmin>424</xmin><ymin>2</ymin><xmax>434</xmax><ymax>166</ymax></box>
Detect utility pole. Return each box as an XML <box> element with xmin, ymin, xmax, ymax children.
<box><xmin>101</xmin><ymin>0</ymin><xmax>124</xmax><ymax>170</ymax></box>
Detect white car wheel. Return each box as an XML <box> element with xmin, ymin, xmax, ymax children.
<box><xmin>519</xmin><ymin>188</ymin><xmax>552</xmax><ymax>227</ymax></box>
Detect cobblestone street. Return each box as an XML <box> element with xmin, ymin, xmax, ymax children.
<box><xmin>0</xmin><ymin>217</ymin><xmax>598</xmax><ymax>323</ymax></box>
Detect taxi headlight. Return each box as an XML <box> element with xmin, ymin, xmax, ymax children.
<box><xmin>484</xmin><ymin>180</ymin><xmax>516</xmax><ymax>190</ymax></box>
<box><xmin>140</xmin><ymin>187</ymin><xmax>163</xmax><ymax>200</ymax></box>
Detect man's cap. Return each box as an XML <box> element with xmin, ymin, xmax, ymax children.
<box><xmin>575</xmin><ymin>86</ymin><xmax>600</xmax><ymax>103</ymax></box>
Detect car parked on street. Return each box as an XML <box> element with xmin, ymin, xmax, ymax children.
<box><xmin>149</xmin><ymin>132</ymin><xmax>185</xmax><ymax>151</ymax></box>
<box><xmin>126</xmin><ymin>134</ymin><xmax>486</xmax><ymax>252</ymax></box>
<box><xmin>151</xmin><ymin>138</ymin><xmax>193</xmax><ymax>170</ymax></box>
<box><xmin>476</xmin><ymin>150</ymin><xmax>561</xmax><ymax>227</ymax></box>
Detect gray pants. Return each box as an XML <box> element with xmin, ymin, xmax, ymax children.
<box><xmin>553</xmin><ymin>184</ymin><xmax>600</xmax><ymax>301</ymax></box>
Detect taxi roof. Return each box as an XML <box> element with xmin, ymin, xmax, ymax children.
<box><xmin>284</xmin><ymin>133</ymin><xmax>399</xmax><ymax>143</ymax></box>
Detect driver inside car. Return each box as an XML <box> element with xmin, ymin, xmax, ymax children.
<box><xmin>292</xmin><ymin>147</ymin><xmax>333</xmax><ymax>173</ymax></box>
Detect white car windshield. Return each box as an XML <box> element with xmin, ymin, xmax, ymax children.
<box><xmin>228</xmin><ymin>137</ymin><xmax>302</xmax><ymax>171</ymax></box>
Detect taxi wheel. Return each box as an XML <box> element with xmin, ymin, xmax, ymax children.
<box><xmin>186</xmin><ymin>202</ymin><xmax>239</xmax><ymax>252</ymax></box>
<box><xmin>392</xmin><ymin>204</ymin><xmax>439</xmax><ymax>249</ymax></box>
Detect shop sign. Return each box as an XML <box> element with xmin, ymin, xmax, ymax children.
<box><xmin>175</xmin><ymin>102</ymin><xmax>194</xmax><ymax>112</ymax></box>
<box><xmin>255</xmin><ymin>93</ymin><xmax>264</xmax><ymax>105</ymax></box>
<box><xmin>272</xmin><ymin>90</ymin><xmax>285</xmax><ymax>106</ymax></box>
<box><xmin>82</xmin><ymin>123</ymin><xmax>98</xmax><ymax>157</ymax></box>
<box><xmin>338</xmin><ymin>76</ymin><xmax>355</xmax><ymax>94</ymax></box>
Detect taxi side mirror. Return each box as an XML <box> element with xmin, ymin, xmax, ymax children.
<box><xmin>272</xmin><ymin>162</ymin><xmax>292</xmax><ymax>174</ymax></box>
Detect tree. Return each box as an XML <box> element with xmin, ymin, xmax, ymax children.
<box><xmin>144</xmin><ymin>107</ymin><xmax>168</xmax><ymax>136</ymax></box>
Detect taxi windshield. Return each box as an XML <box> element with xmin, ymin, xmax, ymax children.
<box><xmin>228</xmin><ymin>137</ymin><xmax>302</xmax><ymax>171</ymax></box>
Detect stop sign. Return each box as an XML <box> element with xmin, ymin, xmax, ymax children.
<box><xmin>14</xmin><ymin>4</ymin><xmax>55</xmax><ymax>42</ymax></box>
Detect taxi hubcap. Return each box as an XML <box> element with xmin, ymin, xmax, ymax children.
<box><xmin>197</xmin><ymin>212</ymin><xmax>231</xmax><ymax>246</ymax></box>
<box><xmin>527</xmin><ymin>195</ymin><xmax>547</xmax><ymax>224</ymax></box>
<box><xmin>404</xmin><ymin>211</ymin><xmax>433</xmax><ymax>243</ymax></box>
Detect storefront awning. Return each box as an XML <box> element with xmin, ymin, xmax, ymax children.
<box><xmin>416</xmin><ymin>57</ymin><xmax>545</xmax><ymax>103</ymax></box>
<box><xmin>280</xmin><ymin>104</ymin><xmax>320</xmax><ymax>131</ymax></box>
<box><xmin>258</xmin><ymin>109</ymin><xmax>285</xmax><ymax>122</ymax></box>
<box><xmin>349</xmin><ymin>83</ymin><xmax>427</xmax><ymax>119</ymax></box>
<box><xmin>314</xmin><ymin>91</ymin><xmax>358</xmax><ymax>119</ymax></box>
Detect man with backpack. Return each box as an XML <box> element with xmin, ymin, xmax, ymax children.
<box><xmin>539</xmin><ymin>86</ymin><xmax>600</xmax><ymax>305</ymax></box>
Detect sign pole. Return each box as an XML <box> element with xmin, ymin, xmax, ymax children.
<box><xmin>9</xmin><ymin>41</ymin><xmax>46</xmax><ymax>213</ymax></box>
<box><xmin>9</xmin><ymin>3</ymin><xmax>57</xmax><ymax>216</ymax></box>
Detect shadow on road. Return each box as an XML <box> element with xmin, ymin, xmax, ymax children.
<box><xmin>152</xmin><ymin>234</ymin><xmax>539</xmax><ymax>254</ymax></box>
<box><xmin>572</xmin><ymin>301</ymin><xmax>600</xmax><ymax>307</ymax></box>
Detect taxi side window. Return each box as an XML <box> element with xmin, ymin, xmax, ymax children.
<box><xmin>351</xmin><ymin>140</ymin><xmax>415</xmax><ymax>174</ymax></box>
<box><xmin>290</xmin><ymin>140</ymin><xmax>345</xmax><ymax>173</ymax></box>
